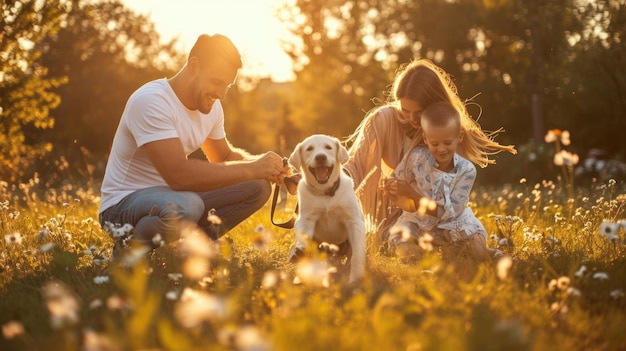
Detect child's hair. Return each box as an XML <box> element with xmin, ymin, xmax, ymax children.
<box><xmin>420</xmin><ymin>101</ymin><xmax>461</xmax><ymax>132</ymax></box>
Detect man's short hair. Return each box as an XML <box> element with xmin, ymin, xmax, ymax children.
<box><xmin>189</xmin><ymin>34</ymin><xmax>242</xmax><ymax>69</ymax></box>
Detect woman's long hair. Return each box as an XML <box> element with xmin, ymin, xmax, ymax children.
<box><xmin>347</xmin><ymin>59</ymin><xmax>516</xmax><ymax>167</ymax></box>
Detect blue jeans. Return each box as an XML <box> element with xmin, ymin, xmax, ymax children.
<box><xmin>99</xmin><ymin>179</ymin><xmax>271</xmax><ymax>244</ymax></box>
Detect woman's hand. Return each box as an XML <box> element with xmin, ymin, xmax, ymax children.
<box><xmin>381</xmin><ymin>177</ymin><xmax>418</xmax><ymax>212</ymax></box>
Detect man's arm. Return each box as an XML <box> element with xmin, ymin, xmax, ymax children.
<box><xmin>201</xmin><ymin>137</ymin><xmax>251</xmax><ymax>162</ymax></box>
<box><xmin>142</xmin><ymin>137</ymin><xmax>284</xmax><ymax>192</ymax></box>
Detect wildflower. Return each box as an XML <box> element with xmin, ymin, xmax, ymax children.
<box><xmin>574</xmin><ymin>265</ymin><xmax>587</xmax><ymax>279</ymax></box>
<box><xmin>598</xmin><ymin>220</ymin><xmax>621</xmax><ymax>242</ymax></box>
<box><xmin>175</xmin><ymin>288</ymin><xmax>229</xmax><ymax>328</ymax></box>
<box><xmin>2</xmin><ymin>321</ymin><xmax>24</xmax><ymax>339</ymax></box>
<box><xmin>152</xmin><ymin>233</ymin><xmax>165</xmax><ymax>247</ymax></box>
<box><xmin>93</xmin><ymin>276</ymin><xmax>110</xmax><ymax>284</ymax></box>
<box><xmin>544</xmin><ymin>129</ymin><xmax>570</xmax><ymax>145</ymax></box>
<box><xmin>168</xmin><ymin>273</ymin><xmax>183</xmax><ymax>282</ymax></box>
<box><xmin>39</xmin><ymin>243</ymin><xmax>55</xmax><ymax>253</ymax></box>
<box><xmin>498</xmin><ymin>237</ymin><xmax>511</xmax><ymax>248</ymax></box>
<box><xmin>178</xmin><ymin>225</ymin><xmax>217</xmax><ymax>259</ymax></box>
<box><xmin>418</xmin><ymin>233</ymin><xmax>434</xmax><ymax>252</ymax></box>
<box><xmin>496</xmin><ymin>255</ymin><xmax>513</xmax><ymax>281</ymax></box>
<box><xmin>390</xmin><ymin>224</ymin><xmax>412</xmax><ymax>244</ymax></box>
<box><xmin>83</xmin><ymin>329</ymin><xmax>117</xmax><ymax>351</ymax></box>
<box><xmin>207</xmin><ymin>208</ymin><xmax>222</xmax><ymax>225</ymax></box>
<box><xmin>557</xmin><ymin>276</ymin><xmax>570</xmax><ymax>290</ymax></box>
<box><xmin>261</xmin><ymin>270</ymin><xmax>279</xmax><ymax>289</ymax></box>
<box><xmin>106</xmin><ymin>294</ymin><xmax>133</xmax><ymax>312</ymax></box>
<box><xmin>548</xmin><ymin>279</ymin><xmax>558</xmax><ymax>291</ymax></box>
<box><xmin>42</xmin><ymin>280</ymin><xmax>80</xmax><ymax>329</ymax></box>
<box><xmin>553</xmin><ymin>150</ymin><xmax>579</xmax><ymax>167</ymax></box>
<box><xmin>252</xmin><ymin>225</ymin><xmax>273</xmax><ymax>251</ymax></box>
<box><xmin>89</xmin><ymin>299</ymin><xmax>103</xmax><ymax>309</ymax></box>
<box><xmin>567</xmin><ymin>287</ymin><xmax>582</xmax><ymax>297</ymax></box>
<box><xmin>318</xmin><ymin>242</ymin><xmax>340</xmax><ymax>254</ymax></box>
<box><xmin>37</xmin><ymin>229</ymin><xmax>49</xmax><ymax>241</ymax></box>
<box><xmin>544</xmin><ymin>129</ymin><xmax>558</xmax><ymax>143</ymax></box>
<box><xmin>610</xmin><ymin>289</ymin><xmax>624</xmax><ymax>299</ymax></box>
<box><xmin>183</xmin><ymin>256</ymin><xmax>211</xmax><ymax>281</ymax></box>
<box><xmin>234</xmin><ymin>325</ymin><xmax>272</xmax><ymax>351</ymax></box>
<box><xmin>294</xmin><ymin>258</ymin><xmax>337</xmax><ymax>288</ymax></box>
<box><xmin>5</xmin><ymin>232</ymin><xmax>22</xmax><ymax>245</ymax></box>
<box><xmin>165</xmin><ymin>290</ymin><xmax>180</xmax><ymax>300</ymax></box>
<box><xmin>417</xmin><ymin>197</ymin><xmax>437</xmax><ymax>217</ymax></box>
<box><xmin>592</xmin><ymin>272</ymin><xmax>609</xmax><ymax>280</ymax></box>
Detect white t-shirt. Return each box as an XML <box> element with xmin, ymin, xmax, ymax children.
<box><xmin>99</xmin><ymin>79</ymin><xmax>226</xmax><ymax>214</ymax></box>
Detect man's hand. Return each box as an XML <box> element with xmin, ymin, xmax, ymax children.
<box><xmin>254</xmin><ymin>152</ymin><xmax>287</xmax><ymax>184</ymax></box>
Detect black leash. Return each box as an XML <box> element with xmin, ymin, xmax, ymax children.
<box><xmin>270</xmin><ymin>183</ymin><xmax>299</xmax><ymax>229</ymax></box>
<box><xmin>270</xmin><ymin>157</ymin><xmax>299</xmax><ymax>229</ymax></box>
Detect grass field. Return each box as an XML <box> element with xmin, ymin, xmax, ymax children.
<box><xmin>1</xmin><ymin>175</ymin><xmax>625</xmax><ymax>351</ymax></box>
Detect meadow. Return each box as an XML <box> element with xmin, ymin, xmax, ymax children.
<box><xmin>1</xmin><ymin>159</ymin><xmax>626</xmax><ymax>350</ymax></box>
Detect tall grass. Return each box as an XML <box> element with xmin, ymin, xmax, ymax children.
<box><xmin>1</xmin><ymin>174</ymin><xmax>625</xmax><ymax>351</ymax></box>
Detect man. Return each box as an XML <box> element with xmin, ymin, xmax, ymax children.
<box><xmin>99</xmin><ymin>34</ymin><xmax>286</xmax><ymax>250</ymax></box>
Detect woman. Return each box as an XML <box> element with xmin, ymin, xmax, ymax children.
<box><xmin>343</xmin><ymin>59</ymin><xmax>516</xmax><ymax>244</ymax></box>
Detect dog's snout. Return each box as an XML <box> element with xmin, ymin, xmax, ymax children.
<box><xmin>315</xmin><ymin>154</ymin><xmax>327</xmax><ymax>162</ymax></box>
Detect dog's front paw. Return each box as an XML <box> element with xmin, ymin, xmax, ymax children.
<box><xmin>289</xmin><ymin>247</ymin><xmax>306</xmax><ymax>263</ymax></box>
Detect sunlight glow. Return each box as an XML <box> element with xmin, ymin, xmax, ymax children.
<box><xmin>122</xmin><ymin>0</ymin><xmax>296</xmax><ymax>82</ymax></box>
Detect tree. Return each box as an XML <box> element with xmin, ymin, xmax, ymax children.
<box><xmin>36</xmin><ymin>0</ymin><xmax>183</xmax><ymax>180</ymax></box>
<box><xmin>0</xmin><ymin>0</ymin><xmax>70</xmax><ymax>182</ymax></box>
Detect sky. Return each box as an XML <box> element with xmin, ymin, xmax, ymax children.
<box><xmin>122</xmin><ymin>0</ymin><xmax>296</xmax><ymax>82</ymax></box>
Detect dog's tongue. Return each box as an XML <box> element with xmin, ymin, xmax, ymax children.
<box><xmin>314</xmin><ymin>166</ymin><xmax>330</xmax><ymax>181</ymax></box>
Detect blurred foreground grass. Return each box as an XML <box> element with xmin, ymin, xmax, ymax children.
<box><xmin>1</xmin><ymin>176</ymin><xmax>625</xmax><ymax>351</ymax></box>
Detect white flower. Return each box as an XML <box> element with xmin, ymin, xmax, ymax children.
<box><xmin>40</xmin><ymin>243</ymin><xmax>56</xmax><ymax>253</ymax></box>
<box><xmin>567</xmin><ymin>287</ymin><xmax>581</xmax><ymax>297</ymax></box>
<box><xmin>167</xmin><ymin>273</ymin><xmax>183</xmax><ymax>282</ymax></box>
<box><xmin>175</xmin><ymin>288</ymin><xmax>229</xmax><ymax>328</ymax></box>
<box><xmin>42</xmin><ymin>280</ymin><xmax>80</xmax><ymax>329</ymax></box>
<box><xmin>89</xmin><ymin>299</ymin><xmax>103</xmax><ymax>309</ymax></box>
<box><xmin>560</xmin><ymin>130</ymin><xmax>571</xmax><ymax>145</ymax></box>
<box><xmin>295</xmin><ymin>258</ymin><xmax>337</xmax><ymax>288</ymax></box>
<box><xmin>2</xmin><ymin>321</ymin><xmax>24</xmax><ymax>339</ymax></box>
<box><xmin>557</xmin><ymin>276</ymin><xmax>570</xmax><ymax>290</ymax></box>
<box><xmin>574</xmin><ymin>265</ymin><xmax>587</xmax><ymax>279</ymax></box>
<box><xmin>599</xmin><ymin>220</ymin><xmax>619</xmax><ymax>238</ymax></box>
<box><xmin>496</xmin><ymin>255</ymin><xmax>513</xmax><ymax>281</ymax></box>
<box><xmin>553</xmin><ymin>150</ymin><xmax>579</xmax><ymax>167</ymax></box>
<box><xmin>592</xmin><ymin>272</ymin><xmax>609</xmax><ymax>280</ymax></box>
<box><xmin>5</xmin><ymin>232</ymin><xmax>22</xmax><ymax>245</ymax></box>
<box><xmin>207</xmin><ymin>208</ymin><xmax>222</xmax><ymax>225</ymax></box>
<box><xmin>610</xmin><ymin>289</ymin><xmax>624</xmax><ymax>299</ymax></box>
<box><xmin>418</xmin><ymin>233</ymin><xmax>434</xmax><ymax>252</ymax></box>
<box><xmin>93</xmin><ymin>276</ymin><xmax>110</xmax><ymax>284</ymax></box>
<box><xmin>544</xmin><ymin>130</ymin><xmax>558</xmax><ymax>143</ymax></box>
<box><xmin>261</xmin><ymin>271</ymin><xmax>279</xmax><ymax>289</ymax></box>
<box><xmin>165</xmin><ymin>290</ymin><xmax>180</xmax><ymax>301</ymax></box>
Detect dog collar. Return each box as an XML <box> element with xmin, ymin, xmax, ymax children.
<box><xmin>324</xmin><ymin>177</ymin><xmax>341</xmax><ymax>197</ymax></box>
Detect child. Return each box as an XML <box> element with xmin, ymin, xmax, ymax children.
<box><xmin>382</xmin><ymin>101</ymin><xmax>493</xmax><ymax>273</ymax></box>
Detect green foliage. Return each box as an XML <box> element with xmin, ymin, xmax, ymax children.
<box><xmin>0</xmin><ymin>0</ymin><xmax>70</xmax><ymax>182</ymax></box>
<box><xmin>35</xmin><ymin>0</ymin><xmax>184</xmax><ymax>177</ymax></box>
<box><xmin>1</xmin><ymin>175</ymin><xmax>626</xmax><ymax>350</ymax></box>
<box><xmin>276</xmin><ymin>0</ymin><xmax>626</xmax><ymax>165</ymax></box>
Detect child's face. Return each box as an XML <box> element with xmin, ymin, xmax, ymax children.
<box><xmin>422</xmin><ymin>121</ymin><xmax>463</xmax><ymax>170</ymax></box>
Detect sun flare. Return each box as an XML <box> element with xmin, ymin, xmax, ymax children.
<box><xmin>123</xmin><ymin>0</ymin><xmax>295</xmax><ymax>82</ymax></box>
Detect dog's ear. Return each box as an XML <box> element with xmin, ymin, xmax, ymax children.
<box><xmin>288</xmin><ymin>142</ymin><xmax>302</xmax><ymax>170</ymax></box>
<box><xmin>335</xmin><ymin>139</ymin><xmax>349</xmax><ymax>164</ymax></box>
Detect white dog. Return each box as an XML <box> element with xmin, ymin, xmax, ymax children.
<box><xmin>288</xmin><ymin>134</ymin><xmax>366</xmax><ymax>283</ymax></box>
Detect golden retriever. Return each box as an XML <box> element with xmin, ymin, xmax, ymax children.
<box><xmin>288</xmin><ymin>134</ymin><xmax>366</xmax><ymax>283</ymax></box>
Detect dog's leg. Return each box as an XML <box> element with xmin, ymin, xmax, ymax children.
<box><xmin>290</xmin><ymin>219</ymin><xmax>316</xmax><ymax>262</ymax></box>
<box><xmin>347</xmin><ymin>220</ymin><xmax>366</xmax><ymax>283</ymax></box>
